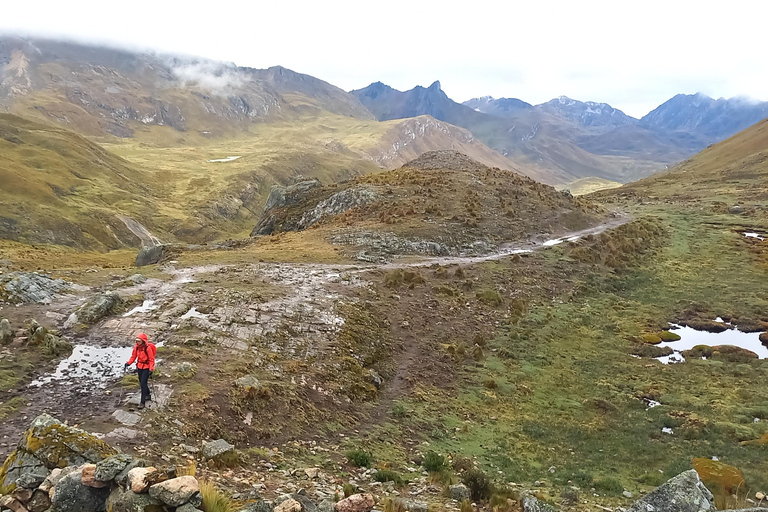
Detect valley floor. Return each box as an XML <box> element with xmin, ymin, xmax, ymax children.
<box><xmin>1</xmin><ymin>202</ymin><xmax>767</xmax><ymax>510</ymax></box>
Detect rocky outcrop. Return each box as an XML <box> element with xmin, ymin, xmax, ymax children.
<box><xmin>135</xmin><ymin>245</ymin><xmax>171</xmax><ymax>267</ymax></box>
<box><xmin>0</xmin><ymin>272</ymin><xmax>70</xmax><ymax>304</ymax></box>
<box><xmin>67</xmin><ymin>292</ymin><xmax>123</xmax><ymax>326</ymax></box>
<box><xmin>202</xmin><ymin>439</ymin><xmax>235</xmax><ymax>461</ymax></box>
<box><xmin>296</xmin><ymin>188</ymin><xmax>378</xmax><ymax>229</ymax></box>
<box><xmin>251</xmin><ymin>180</ymin><xmax>322</xmax><ymax>236</ymax></box>
<box><xmin>627</xmin><ymin>470</ymin><xmax>714</xmax><ymax>512</ymax></box>
<box><xmin>334</xmin><ymin>494</ymin><xmax>375</xmax><ymax>512</ymax></box>
<box><xmin>0</xmin><ymin>414</ymin><xmax>116</xmax><ymax>492</ymax></box>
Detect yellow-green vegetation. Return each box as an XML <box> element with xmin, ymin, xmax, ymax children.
<box><xmin>562</xmin><ymin>177</ymin><xmax>623</xmax><ymax>196</ymax></box>
<box><xmin>0</xmin><ymin>397</ymin><xmax>25</xmax><ymax>422</ymax></box>
<box><xmin>199</xmin><ymin>480</ymin><xmax>238</xmax><ymax>512</ymax></box>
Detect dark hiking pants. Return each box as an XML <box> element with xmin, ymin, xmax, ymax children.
<box><xmin>137</xmin><ymin>368</ymin><xmax>152</xmax><ymax>404</ymax></box>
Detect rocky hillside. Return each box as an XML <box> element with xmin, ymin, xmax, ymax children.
<box><xmin>252</xmin><ymin>151</ymin><xmax>605</xmax><ymax>260</ymax></box>
<box><xmin>0</xmin><ymin>36</ymin><xmax>373</xmax><ymax>138</ymax></box>
<box><xmin>639</xmin><ymin>93</ymin><xmax>768</xmax><ymax>144</ymax></box>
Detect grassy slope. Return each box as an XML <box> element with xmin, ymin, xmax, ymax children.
<box><xmin>612</xmin><ymin>118</ymin><xmax>768</xmax><ymax>203</ymax></box>
<box><xmin>349</xmin><ymin>206</ymin><xmax>768</xmax><ymax>507</ymax></box>
<box><xmin>0</xmin><ymin>113</ymin><xmax>175</xmax><ymax>249</ymax></box>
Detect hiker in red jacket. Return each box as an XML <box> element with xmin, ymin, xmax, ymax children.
<box><xmin>124</xmin><ymin>333</ymin><xmax>156</xmax><ymax>409</ymax></box>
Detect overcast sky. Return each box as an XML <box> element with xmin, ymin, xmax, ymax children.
<box><xmin>1</xmin><ymin>0</ymin><xmax>765</xmax><ymax>118</ymax></box>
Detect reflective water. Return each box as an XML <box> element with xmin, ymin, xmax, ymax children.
<box><xmin>30</xmin><ymin>345</ymin><xmax>134</xmax><ymax>388</ymax></box>
<box><xmin>656</xmin><ymin>324</ymin><xmax>768</xmax><ymax>363</ymax></box>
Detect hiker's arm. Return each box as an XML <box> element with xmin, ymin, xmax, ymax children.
<box><xmin>126</xmin><ymin>346</ymin><xmax>137</xmax><ymax>366</ymax></box>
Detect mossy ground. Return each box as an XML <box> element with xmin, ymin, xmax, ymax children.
<box><xmin>335</xmin><ymin>205</ymin><xmax>768</xmax><ymax>505</ymax></box>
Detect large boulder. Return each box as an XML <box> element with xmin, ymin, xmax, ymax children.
<box><xmin>148</xmin><ymin>476</ymin><xmax>199</xmax><ymax>507</ymax></box>
<box><xmin>523</xmin><ymin>496</ymin><xmax>556</xmax><ymax>512</ymax></box>
<box><xmin>202</xmin><ymin>439</ymin><xmax>235</xmax><ymax>460</ymax></box>
<box><xmin>251</xmin><ymin>180</ymin><xmax>322</xmax><ymax>236</ymax></box>
<box><xmin>105</xmin><ymin>486</ymin><xmax>164</xmax><ymax>512</ymax></box>
<box><xmin>126</xmin><ymin>467</ymin><xmax>167</xmax><ymax>494</ymax></box>
<box><xmin>627</xmin><ymin>470</ymin><xmax>714</xmax><ymax>512</ymax></box>
<box><xmin>71</xmin><ymin>293</ymin><xmax>123</xmax><ymax>325</ymax></box>
<box><xmin>0</xmin><ymin>414</ymin><xmax>117</xmax><ymax>492</ymax></box>
<box><xmin>0</xmin><ymin>272</ymin><xmax>70</xmax><ymax>304</ymax></box>
<box><xmin>135</xmin><ymin>245</ymin><xmax>170</xmax><ymax>267</ymax></box>
<box><xmin>50</xmin><ymin>467</ymin><xmax>111</xmax><ymax>512</ymax></box>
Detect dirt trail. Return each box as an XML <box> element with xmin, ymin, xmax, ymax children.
<box><xmin>0</xmin><ymin>214</ymin><xmax>628</xmax><ymax>456</ymax></box>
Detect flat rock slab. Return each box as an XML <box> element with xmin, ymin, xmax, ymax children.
<box><xmin>105</xmin><ymin>428</ymin><xmax>140</xmax><ymax>441</ymax></box>
<box><xmin>112</xmin><ymin>409</ymin><xmax>141</xmax><ymax>426</ymax></box>
<box><xmin>126</xmin><ymin>383</ymin><xmax>172</xmax><ymax>409</ymax></box>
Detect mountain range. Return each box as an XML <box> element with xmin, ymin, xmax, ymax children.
<box><xmin>352</xmin><ymin>82</ymin><xmax>768</xmax><ymax>185</ymax></box>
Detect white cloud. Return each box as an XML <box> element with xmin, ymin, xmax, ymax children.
<box><xmin>1</xmin><ymin>0</ymin><xmax>766</xmax><ymax>118</ymax></box>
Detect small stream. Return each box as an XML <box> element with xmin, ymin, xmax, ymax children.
<box><xmin>656</xmin><ymin>322</ymin><xmax>768</xmax><ymax>363</ymax></box>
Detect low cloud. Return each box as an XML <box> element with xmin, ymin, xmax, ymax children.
<box><xmin>169</xmin><ymin>59</ymin><xmax>244</xmax><ymax>96</ymax></box>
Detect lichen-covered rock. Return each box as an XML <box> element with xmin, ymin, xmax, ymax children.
<box><xmin>105</xmin><ymin>486</ymin><xmax>164</xmax><ymax>512</ymax></box>
<box><xmin>334</xmin><ymin>493</ymin><xmax>375</xmax><ymax>512</ymax></box>
<box><xmin>0</xmin><ymin>272</ymin><xmax>70</xmax><ymax>304</ymax></box>
<box><xmin>114</xmin><ymin>459</ymin><xmax>149</xmax><ymax>488</ymax></box>
<box><xmin>176</xmin><ymin>504</ymin><xmax>204</xmax><ymax>512</ymax></box>
<box><xmin>449</xmin><ymin>483</ymin><xmax>470</xmax><ymax>501</ymax></box>
<box><xmin>202</xmin><ymin>439</ymin><xmax>235</xmax><ymax>460</ymax></box>
<box><xmin>0</xmin><ymin>414</ymin><xmax>116</xmax><ymax>492</ymax></box>
<box><xmin>73</xmin><ymin>292</ymin><xmax>123</xmax><ymax>325</ymax></box>
<box><xmin>523</xmin><ymin>495</ymin><xmax>556</xmax><ymax>512</ymax></box>
<box><xmin>81</xmin><ymin>464</ymin><xmax>108</xmax><ymax>488</ymax></box>
<box><xmin>148</xmin><ymin>476</ymin><xmax>199</xmax><ymax>507</ymax></box>
<box><xmin>127</xmin><ymin>467</ymin><xmax>166</xmax><ymax>494</ymax></box>
<box><xmin>0</xmin><ymin>318</ymin><xmax>12</xmax><ymax>345</ymax></box>
<box><xmin>15</xmin><ymin>470</ymin><xmax>48</xmax><ymax>489</ymax></box>
<box><xmin>50</xmin><ymin>468</ymin><xmax>111</xmax><ymax>512</ymax></box>
<box><xmin>27</xmin><ymin>489</ymin><xmax>52</xmax><ymax>512</ymax></box>
<box><xmin>94</xmin><ymin>454</ymin><xmax>133</xmax><ymax>482</ymax></box>
<box><xmin>0</xmin><ymin>495</ymin><xmax>27</xmax><ymax>512</ymax></box>
<box><xmin>626</xmin><ymin>470</ymin><xmax>714</xmax><ymax>512</ymax></box>
<box><xmin>240</xmin><ymin>500</ymin><xmax>275</xmax><ymax>512</ymax></box>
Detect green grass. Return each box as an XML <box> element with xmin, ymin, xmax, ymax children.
<box><xmin>349</xmin><ymin>207</ymin><xmax>768</xmax><ymax>504</ymax></box>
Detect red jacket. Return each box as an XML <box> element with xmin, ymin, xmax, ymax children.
<box><xmin>127</xmin><ymin>342</ymin><xmax>156</xmax><ymax>371</ymax></box>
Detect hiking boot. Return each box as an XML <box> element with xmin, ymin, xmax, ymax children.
<box><xmin>138</xmin><ymin>403</ymin><xmax>145</xmax><ymax>410</ymax></box>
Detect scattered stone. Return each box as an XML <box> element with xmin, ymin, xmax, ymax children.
<box><xmin>0</xmin><ymin>495</ymin><xmax>28</xmax><ymax>512</ymax></box>
<box><xmin>26</xmin><ymin>490</ymin><xmax>51</xmax><ymax>512</ymax></box>
<box><xmin>240</xmin><ymin>500</ymin><xmax>275</xmax><ymax>512</ymax></box>
<box><xmin>317</xmin><ymin>500</ymin><xmax>336</xmax><ymax>512</ymax></box>
<box><xmin>148</xmin><ymin>475</ymin><xmax>200</xmax><ymax>507</ymax></box>
<box><xmin>523</xmin><ymin>495</ymin><xmax>556</xmax><ymax>512</ymax></box>
<box><xmin>398</xmin><ymin>499</ymin><xmax>427</xmax><ymax>512</ymax></box>
<box><xmin>50</xmin><ymin>468</ymin><xmax>111</xmax><ymax>512</ymax></box>
<box><xmin>235</xmin><ymin>375</ymin><xmax>261</xmax><ymax>389</ymax></box>
<box><xmin>127</xmin><ymin>467</ymin><xmax>166</xmax><ymax>494</ymax></box>
<box><xmin>334</xmin><ymin>494</ymin><xmax>376</xmax><ymax>512</ymax></box>
<box><xmin>94</xmin><ymin>454</ymin><xmax>133</xmax><ymax>482</ymax></box>
<box><xmin>756</xmin><ymin>492</ymin><xmax>766</xmax><ymax>500</ymax></box>
<box><xmin>115</xmin><ymin>459</ymin><xmax>149</xmax><ymax>488</ymax></box>
<box><xmin>627</xmin><ymin>470</ymin><xmax>714</xmax><ymax>512</ymax></box>
<box><xmin>449</xmin><ymin>483</ymin><xmax>470</xmax><ymax>501</ymax></box>
<box><xmin>80</xmin><ymin>464</ymin><xmax>109</xmax><ymax>488</ymax></box>
<box><xmin>305</xmin><ymin>468</ymin><xmax>320</xmax><ymax>479</ymax></box>
<box><xmin>369</xmin><ymin>370</ymin><xmax>383</xmax><ymax>389</ymax></box>
<box><xmin>623</xmin><ymin>490</ymin><xmax>633</xmax><ymax>499</ymax></box>
<box><xmin>202</xmin><ymin>439</ymin><xmax>235</xmax><ymax>460</ymax></box>
<box><xmin>112</xmin><ymin>409</ymin><xmax>142</xmax><ymax>427</ymax></box>
<box><xmin>135</xmin><ymin>245</ymin><xmax>170</xmax><ymax>267</ymax></box>
<box><xmin>729</xmin><ymin>205</ymin><xmax>743</xmax><ymax>214</ymax></box>
<box><xmin>276</xmin><ymin>498</ymin><xmax>303</xmax><ymax>512</ymax></box>
<box><xmin>105</xmin><ymin>486</ymin><xmax>164</xmax><ymax>512</ymax></box>
<box><xmin>0</xmin><ymin>318</ymin><xmax>12</xmax><ymax>345</ymax></box>
<box><xmin>12</xmin><ymin>487</ymin><xmax>33</xmax><ymax>503</ymax></box>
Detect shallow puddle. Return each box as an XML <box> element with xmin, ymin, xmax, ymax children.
<box><xmin>207</xmin><ymin>156</ymin><xmax>241</xmax><ymax>163</ymax></box>
<box><xmin>744</xmin><ymin>232</ymin><xmax>765</xmax><ymax>241</ymax></box>
<box><xmin>123</xmin><ymin>299</ymin><xmax>158</xmax><ymax>317</ymax></box>
<box><xmin>30</xmin><ymin>345</ymin><xmax>134</xmax><ymax>388</ymax></box>
<box><xmin>656</xmin><ymin>324</ymin><xmax>768</xmax><ymax>363</ymax></box>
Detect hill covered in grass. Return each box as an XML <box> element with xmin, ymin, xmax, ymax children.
<box><xmin>253</xmin><ymin>151</ymin><xmax>606</xmax><ymax>259</ymax></box>
<box><xmin>606</xmin><ymin>118</ymin><xmax>768</xmax><ymax>204</ymax></box>
<box><xmin>0</xmin><ymin>113</ymin><xmax>174</xmax><ymax>249</ymax></box>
